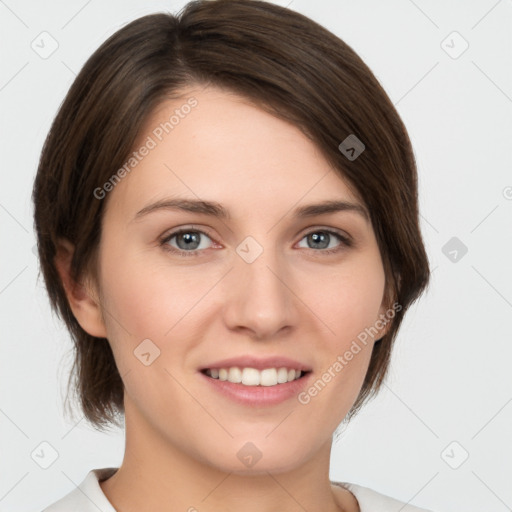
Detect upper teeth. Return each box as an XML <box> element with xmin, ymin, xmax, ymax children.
<box><xmin>206</xmin><ymin>367</ymin><xmax>303</xmax><ymax>386</ymax></box>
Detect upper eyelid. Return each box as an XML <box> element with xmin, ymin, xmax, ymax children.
<box><xmin>161</xmin><ymin>225</ymin><xmax>216</xmax><ymax>242</ymax></box>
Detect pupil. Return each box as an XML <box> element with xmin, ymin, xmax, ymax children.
<box><xmin>310</xmin><ymin>232</ymin><xmax>329</xmax><ymax>249</ymax></box>
<box><xmin>178</xmin><ymin>232</ymin><xmax>200</xmax><ymax>250</ymax></box>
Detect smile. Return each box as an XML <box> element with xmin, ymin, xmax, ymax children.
<box><xmin>200</xmin><ymin>367</ymin><xmax>312</xmax><ymax>407</ymax></box>
<box><xmin>203</xmin><ymin>367</ymin><xmax>308</xmax><ymax>386</ymax></box>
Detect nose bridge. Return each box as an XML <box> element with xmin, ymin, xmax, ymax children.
<box><xmin>223</xmin><ymin>235</ymin><xmax>298</xmax><ymax>337</ymax></box>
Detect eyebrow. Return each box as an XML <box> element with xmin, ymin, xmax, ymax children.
<box><xmin>132</xmin><ymin>198</ymin><xmax>369</xmax><ymax>222</ymax></box>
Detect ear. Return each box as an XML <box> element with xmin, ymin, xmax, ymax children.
<box><xmin>375</xmin><ymin>306</ymin><xmax>392</xmax><ymax>340</ymax></box>
<box><xmin>375</xmin><ymin>278</ymin><xmax>399</xmax><ymax>340</ymax></box>
<box><xmin>54</xmin><ymin>238</ymin><xmax>108</xmax><ymax>339</ymax></box>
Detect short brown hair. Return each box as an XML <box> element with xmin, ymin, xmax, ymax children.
<box><xmin>32</xmin><ymin>0</ymin><xmax>430</xmax><ymax>431</ymax></box>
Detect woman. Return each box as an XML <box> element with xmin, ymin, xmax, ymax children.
<box><xmin>33</xmin><ymin>1</ymin><xmax>433</xmax><ymax>510</ymax></box>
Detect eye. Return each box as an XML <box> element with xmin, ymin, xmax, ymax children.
<box><xmin>160</xmin><ymin>226</ymin><xmax>352</xmax><ymax>257</ymax></box>
<box><xmin>296</xmin><ymin>229</ymin><xmax>352</xmax><ymax>254</ymax></box>
<box><xmin>160</xmin><ymin>228</ymin><xmax>215</xmax><ymax>257</ymax></box>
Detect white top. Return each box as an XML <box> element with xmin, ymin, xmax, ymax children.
<box><xmin>42</xmin><ymin>467</ymin><xmax>434</xmax><ymax>512</ymax></box>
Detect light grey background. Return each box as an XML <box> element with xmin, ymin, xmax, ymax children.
<box><xmin>1</xmin><ymin>1</ymin><xmax>511</xmax><ymax>511</ymax></box>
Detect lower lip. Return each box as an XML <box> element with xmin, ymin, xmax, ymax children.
<box><xmin>199</xmin><ymin>371</ymin><xmax>312</xmax><ymax>406</ymax></box>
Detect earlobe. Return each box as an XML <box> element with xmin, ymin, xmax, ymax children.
<box><xmin>373</xmin><ymin>308</ymin><xmax>392</xmax><ymax>343</ymax></box>
<box><xmin>376</xmin><ymin>285</ymin><xmax>397</xmax><ymax>340</ymax></box>
<box><xmin>54</xmin><ymin>238</ymin><xmax>108</xmax><ymax>339</ymax></box>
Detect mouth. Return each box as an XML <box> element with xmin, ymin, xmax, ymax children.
<box><xmin>200</xmin><ymin>367</ymin><xmax>312</xmax><ymax>387</ymax></box>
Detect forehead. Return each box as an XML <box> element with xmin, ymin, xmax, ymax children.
<box><xmin>103</xmin><ymin>86</ymin><xmax>365</xmax><ymax>222</ymax></box>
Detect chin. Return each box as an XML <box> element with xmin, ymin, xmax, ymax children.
<box><xmin>198</xmin><ymin>437</ymin><xmax>313</xmax><ymax>475</ymax></box>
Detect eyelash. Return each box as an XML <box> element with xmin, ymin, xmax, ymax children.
<box><xmin>159</xmin><ymin>226</ymin><xmax>352</xmax><ymax>258</ymax></box>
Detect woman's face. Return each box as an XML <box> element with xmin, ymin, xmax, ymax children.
<box><xmin>88</xmin><ymin>85</ymin><xmax>390</xmax><ymax>473</ymax></box>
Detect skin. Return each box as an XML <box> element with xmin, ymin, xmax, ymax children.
<box><xmin>56</xmin><ymin>85</ymin><xmax>393</xmax><ymax>512</ymax></box>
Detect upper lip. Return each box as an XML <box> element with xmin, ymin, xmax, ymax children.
<box><xmin>200</xmin><ymin>356</ymin><xmax>312</xmax><ymax>372</ymax></box>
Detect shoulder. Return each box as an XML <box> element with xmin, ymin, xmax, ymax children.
<box><xmin>333</xmin><ymin>481</ymin><xmax>435</xmax><ymax>512</ymax></box>
<box><xmin>42</xmin><ymin>468</ymin><xmax>118</xmax><ymax>512</ymax></box>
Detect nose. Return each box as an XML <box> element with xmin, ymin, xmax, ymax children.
<box><xmin>222</xmin><ymin>243</ymin><xmax>301</xmax><ymax>340</ymax></box>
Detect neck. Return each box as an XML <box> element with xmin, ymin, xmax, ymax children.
<box><xmin>99</xmin><ymin>398</ymin><xmax>358</xmax><ymax>512</ymax></box>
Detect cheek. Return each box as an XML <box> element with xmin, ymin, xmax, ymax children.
<box><xmin>98</xmin><ymin>246</ymin><xmax>211</xmax><ymax>341</ymax></box>
<box><xmin>98</xmin><ymin>229</ymin><xmax>386</xmax><ymax>358</ymax></box>
<box><xmin>309</xmin><ymin>256</ymin><xmax>386</xmax><ymax>343</ymax></box>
